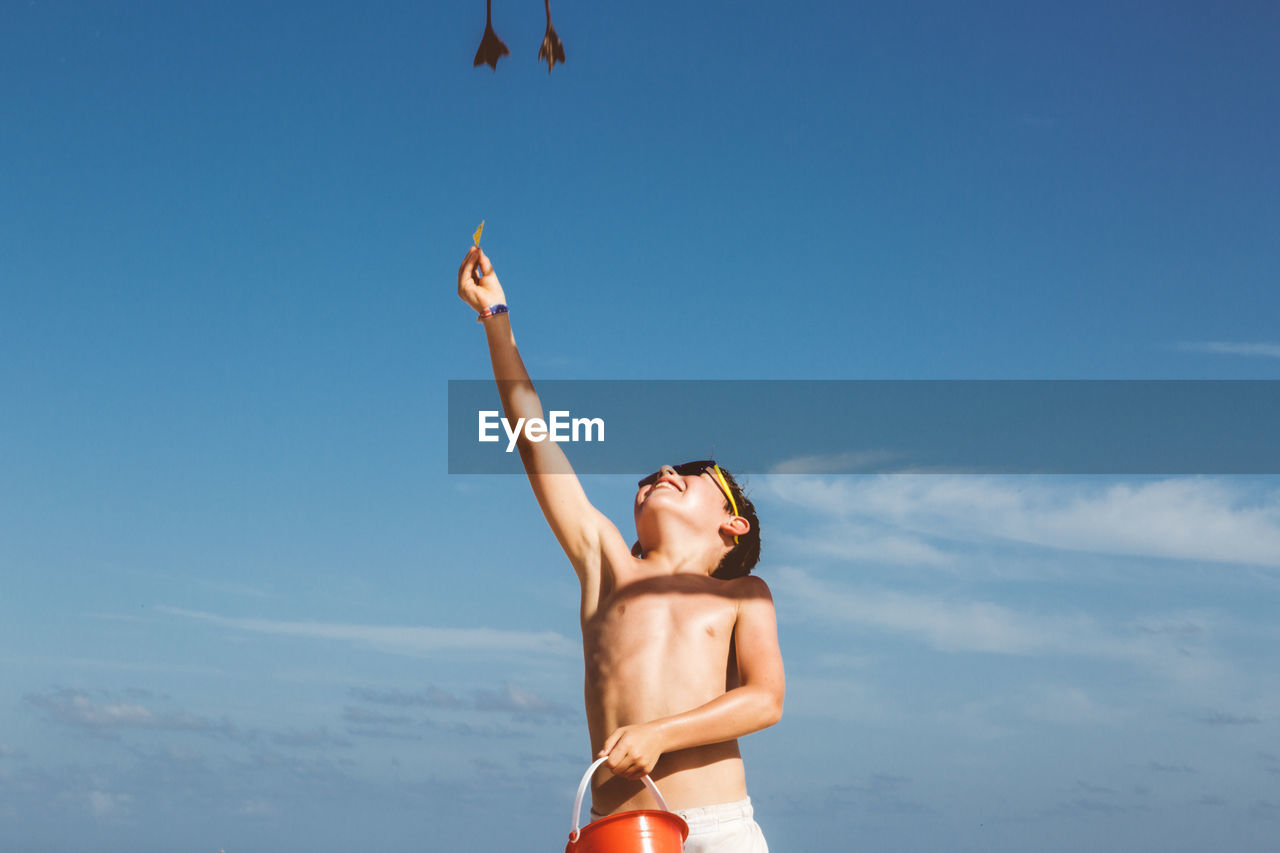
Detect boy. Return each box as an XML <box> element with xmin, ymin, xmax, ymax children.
<box><xmin>457</xmin><ymin>245</ymin><xmax>784</xmax><ymax>852</ymax></box>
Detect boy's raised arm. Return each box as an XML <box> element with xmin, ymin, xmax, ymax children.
<box><xmin>457</xmin><ymin>246</ymin><xmax>621</xmax><ymax>578</ymax></box>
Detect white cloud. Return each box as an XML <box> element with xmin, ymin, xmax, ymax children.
<box><xmin>1022</xmin><ymin>685</ymin><xmax>1132</xmax><ymax>727</ymax></box>
<box><xmin>1177</xmin><ymin>341</ymin><xmax>1280</xmax><ymax>359</ymax></box>
<box><xmin>270</xmin><ymin>728</ymin><xmax>352</xmax><ymax>748</ymax></box>
<box><xmin>934</xmin><ymin>685</ymin><xmax>1133</xmax><ymax>741</ymax></box>
<box><xmin>772</xmin><ymin>525</ymin><xmax>951</xmax><ymax>566</ymax></box>
<box><xmin>765</xmin><ymin>476</ymin><xmax>1280</xmax><ymax>568</ymax></box>
<box><xmin>348</xmin><ymin>683</ymin><xmax>570</xmax><ymax>716</ymax></box>
<box><xmin>25</xmin><ymin>689</ymin><xmax>230</xmax><ymax>734</ymax></box>
<box><xmin>779</xmin><ymin>566</ymin><xmax>1111</xmax><ymax>657</ymax></box>
<box><xmin>473</xmin><ymin>683</ymin><xmax>567</xmax><ymax>715</ymax></box>
<box><xmin>776</xmin><ymin>567</ymin><xmax>1221</xmax><ymax>680</ymax></box>
<box><xmin>88</xmin><ymin>790</ymin><xmax>132</xmax><ymax>819</ymax></box>
<box><xmin>157</xmin><ymin>607</ymin><xmax>577</xmax><ymax>658</ymax></box>
<box><xmin>236</xmin><ymin>798</ymin><xmax>279</xmax><ymax>817</ymax></box>
<box><xmin>769</xmin><ymin>450</ymin><xmax>903</xmax><ymax>475</ymax></box>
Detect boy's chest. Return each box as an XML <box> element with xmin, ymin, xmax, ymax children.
<box><xmin>588</xmin><ymin>582</ymin><xmax>739</xmax><ymax>656</ymax></box>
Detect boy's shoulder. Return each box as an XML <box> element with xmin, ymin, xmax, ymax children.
<box><xmin>721</xmin><ymin>573</ymin><xmax>773</xmax><ymax>604</ymax></box>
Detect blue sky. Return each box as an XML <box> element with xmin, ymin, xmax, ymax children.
<box><xmin>2</xmin><ymin>1</ymin><xmax>1278</xmax><ymax>851</ymax></box>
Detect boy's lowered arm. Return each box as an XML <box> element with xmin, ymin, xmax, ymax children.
<box><xmin>457</xmin><ymin>246</ymin><xmax>621</xmax><ymax>579</ymax></box>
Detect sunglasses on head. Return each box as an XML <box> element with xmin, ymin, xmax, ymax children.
<box><xmin>637</xmin><ymin>460</ymin><xmax>740</xmax><ymax>543</ymax></box>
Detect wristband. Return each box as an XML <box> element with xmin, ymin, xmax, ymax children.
<box><xmin>477</xmin><ymin>303</ymin><xmax>509</xmax><ymax>322</ymax></box>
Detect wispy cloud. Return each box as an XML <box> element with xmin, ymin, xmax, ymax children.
<box><xmin>88</xmin><ymin>790</ymin><xmax>132</xmax><ymax>819</ymax></box>
<box><xmin>772</xmin><ymin>524</ymin><xmax>951</xmax><ymax>566</ymax></box>
<box><xmin>342</xmin><ymin>706</ymin><xmax>414</xmax><ymax>727</ymax></box>
<box><xmin>157</xmin><ymin>607</ymin><xmax>577</xmax><ymax>658</ymax></box>
<box><xmin>824</xmin><ymin>773</ymin><xmax>935</xmax><ymax>815</ymax></box>
<box><xmin>925</xmin><ymin>684</ymin><xmax>1136</xmax><ymax>741</ymax></box>
<box><xmin>1177</xmin><ymin>341</ymin><xmax>1280</xmax><ymax>359</ymax></box>
<box><xmin>25</xmin><ymin>688</ymin><xmax>234</xmax><ymax>735</ymax></box>
<box><xmin>779</xmin><ymin>567</ymin><xmax>1109</xmax><ymax>657</ymax></box>
<box><xmin>235</xmin><ymin>798</ymin><xmax>279</xmax><ymax>818</ymax></box>
<box><xmin>777</xmin><ymin>567</ymin><xmax>1217</xmax><ymax>677</ymax></box>
<box><xmin>769</xmin><ymin>450</ymin><xmax>904</xmax><ymax>475</ymax></box>
<box><xmin>766</xmin><ymin>476</ymin><xmax>1280</xmax><ymax>568</ymax></box>
<box><xmin>1146</xmin><ymin>761</ymin><xmax>1196</xmax><ymax>774</ymax></box>
<box><xmin>1047</xmin><ymin>796</ymin><xmax>1133</xmax><ymax>818</ymax></box>
<box><xmin>269</xmin><ymin>728</ymin><xmax>352</xmax><ymax>749</ymax></box>
<box><xmin>348</xmin><ymin>683</ymin><xmax>570</xmax><ymax>717</ymax></box>
<box><xmin>473</xmin><ymin>683</ymin><xmax>569</xmax><ymax>715</ymax></box>
<box><xmin>1192</xmin><ymin>710</ymin><xmax>1262</xmax><ymax>726</ymax></box>
<box><xmin>349</xmin><ymin>686</ymin><xmax>485</xmax><ymax>708</ymax></box>
<box><xmin>1247</xmin><ymin>800</ymin><xmax>1280</xmax><ymax>820</ymax></box>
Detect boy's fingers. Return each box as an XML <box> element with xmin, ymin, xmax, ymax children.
<box><xmin>458</xmin><ymin>248</ymin><xmax>478</xmax><ymax>282</ymax></box>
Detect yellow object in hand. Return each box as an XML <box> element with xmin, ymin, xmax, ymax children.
<box><xmin>473</xmin><ymin>220</ymin><xmax>485</xmax><ymax>246</ymax></box>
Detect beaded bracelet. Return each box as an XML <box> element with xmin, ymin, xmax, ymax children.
<box><xmin>477</xmin><ymin>303</ymin><xmax>509</xmax><ymax>322</ymax></box>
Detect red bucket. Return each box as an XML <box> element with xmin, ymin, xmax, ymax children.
<box><xmin>565</xmin><ymin>757</ymin><xmax>689</xmax><ymax>853</ymax></box>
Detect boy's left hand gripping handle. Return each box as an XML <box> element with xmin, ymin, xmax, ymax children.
<box><xmin>568</xmin><ymin>756</ymin><xmax>672</xmax><ymax>841</ymax></box>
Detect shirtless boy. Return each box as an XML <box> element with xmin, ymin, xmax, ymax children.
<box><xmin>457</xmin><ymin>245</ymin><xmax>785</xmax><ymax>852</ymax></box>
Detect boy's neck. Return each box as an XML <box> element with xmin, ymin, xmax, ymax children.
<box><xmin>634</xmin><ymin>536</ymin><xmax>726</xmax><ymax>578</ymax></box>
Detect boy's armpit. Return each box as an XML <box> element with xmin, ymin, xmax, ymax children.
<box><xmin>579</xmin><ymin>520</ymin><xmax>634</xmax><ymax>606</ymax></box>
<box><xmin>526</xmin><ymin>473</ymin><xmax>618</xmax><ymax>573</ymax></box>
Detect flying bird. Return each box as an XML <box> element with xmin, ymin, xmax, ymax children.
<box><xmin>538</xmin><ymin>0</ymin><xmax>565</xmax><ymax>73</ymax></box>
<box><xmin>473</xmin><ymin>0</ymin><xmax>510</xmax><ymax>70</ymax></box>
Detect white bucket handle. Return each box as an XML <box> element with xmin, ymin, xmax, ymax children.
<box><xmin>568</xmin><ymin>755</ymin><xmax>672</xmax><ymax>842</ymax></box>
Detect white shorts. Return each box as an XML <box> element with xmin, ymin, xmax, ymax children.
<box><xmin>674</xmin><ymin>798</ymin><xmax>769</xmax><ymax>853</ymax></box>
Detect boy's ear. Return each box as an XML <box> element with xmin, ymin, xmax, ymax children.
<box><xmin>631</xmin><ymin>540</ymin><xmax>642</xmax><ymax>557</ymax></box>
<box><xmin>722</xmin><ymin>516</ymin><xmax>750</xmax><ymax>539</ymax></box>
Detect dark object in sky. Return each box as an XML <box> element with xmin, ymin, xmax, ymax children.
<box><xmin>473</xmin><ymin>0</ymin><xmax>510</xmax><ymax>70</ymax></box>
<box><xmin>538</xmin><ymin>0</ymin><xmax>565</xmax><ymax>73</ymax></box>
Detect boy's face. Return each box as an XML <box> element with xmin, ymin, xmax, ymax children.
<box><xmin>633</xmin><ymin>464</ymin><xmax>735</xmax><ymax>532</ymax></box>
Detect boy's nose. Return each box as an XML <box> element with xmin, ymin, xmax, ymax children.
<box><xmin>659</xmin><ymin>465</ymin><xmax>678</xmax><ymax>479</ymax></box>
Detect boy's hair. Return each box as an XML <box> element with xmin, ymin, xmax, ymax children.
<box><xmin>710</xmin><ymin>465</ymin><xmax>760</xmax><ymax>579</ymax></box>
<box><xmin>630</xmin><ymin>463</ymin><xmax>762</xmax><ymax>579</ymax></box>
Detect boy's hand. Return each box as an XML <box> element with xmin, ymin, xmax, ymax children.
<box><xmin>598</xmin><ymin>722</ymin><xmax>666</xmax><ymax>779</ymax></box>
<box><xmin>457</xmin><ymin>245</ymin><xmax>507</xmax><ymax>314</ymax></box>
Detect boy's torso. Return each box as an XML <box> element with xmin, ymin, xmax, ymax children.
<box><xmin>581</xmin><ymin>566</ymin><xmax>751</xmax><ymax>814</ymax></box>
